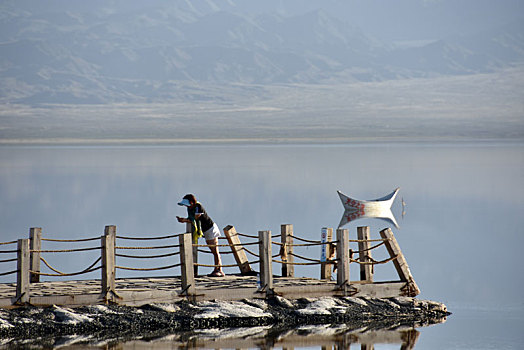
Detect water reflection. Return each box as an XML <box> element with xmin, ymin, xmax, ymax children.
<box><xmin>8</xmin><ymin>316</ymin><xmax>447</xmax><ymax>349</ymax></box>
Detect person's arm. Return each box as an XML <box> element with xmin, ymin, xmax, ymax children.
<box><xmin>176</xmin><ymin>216</ymin><xmax>190</xmax><ymax>223</ymax></box>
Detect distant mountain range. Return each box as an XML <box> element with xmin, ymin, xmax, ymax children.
<box><xmin>1</xmin><ymin>0</ymin><xmax>523</xmax><ymax>105</ymax></box>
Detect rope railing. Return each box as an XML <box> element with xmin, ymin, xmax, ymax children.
<box><xmin>116</xmin><ymin>251</ymin><xmax>180</xmax><ymax>259</ymax></box>
<box><xmin>115</xmin><ymin>244</ymin><xmax>180</xmax><ymax>250</ymax></box>
<box><xmin>31</xmin><ymin>246</ymin><xmax>101</xmax><ymax>253</ymax></box>
<box><xmin>116</xmin><ymin>233</ymin><xmax>182</xmax><ymax>240</ymax></box>
<box><xmin>41</xmin><ymin>236</ymin><xmax>100</xmax><ymax>243</ymax></box>
<box><xmin>0</xmin><ymin>270</ymin><xmax>18</xmax><ymax>277</ymax></box>
<box><xmin>39</xmin><ymin>256</ymin><xmax>102</xmax><ymax>276</ymax></box>
<box><xmin>115</xmin><ymin>263</ymin><xmax>181</xmax><ymax>271</ymax></box>
<box><xmin>3</xmin><ymin>224</ymin><xmax>415</xmax><ymax>305</ymax></box>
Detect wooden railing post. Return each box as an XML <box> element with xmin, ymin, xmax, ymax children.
<box><xmin>101</xmin><ymin>225</ymin><xmax>116</xmax><ymax>300</ymax></box>
<box><xmin>357</xmin><ymin>226</ymin><xmax>373</xmax><ymax>282</ymax></box>
<box><xmin>186</xmin><ymin>222</ymin><xmax>198</xmax><ymax>276</ymax></box>
<box><xmin>336</xmin><ymin>228</ymin><xmax>349</xmax><ymax>293</ymax></box>
<box><xmin>320</xmin><ymin>227</ymin><xmax>334</xmax><ymax>280</ymax></box>
<box><xmin>223</xmin><ymin>225</ymin><xmax>253</xmax><ymax>275</ymax></box>
<box><xmin>179</xmin><ymin>233</ymin><xmax>196</xmax><ymax>297</ymax></box>
<box><xmin>281</xmin><ymin>224</ymin><xmax>294</xmax><ymax>277</ymax></box>
<box><xmin>29</xmin><ymin>227</ymin><xmax>42</xmax><ymax>283</ymax></box>
<box><xmin>380</xmin><ymin>228</ymin><xmax>420</xmax><ymax>296</ymax></box>
<box><xmin>16</xmin><ymin>239</ymin><xmax>30</xmax><ymax>304</ymax></box>
<box><xmin>258</xmin><ymin>230</ymin><xmax>273</xmax><ymax>293</ymax></box>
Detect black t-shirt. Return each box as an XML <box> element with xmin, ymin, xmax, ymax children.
<box><xmin>189</xmin><ymin>203</ymin><xmax>214</xmax><ymax>232</ymax></box>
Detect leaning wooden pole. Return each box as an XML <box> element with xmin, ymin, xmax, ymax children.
<box><xmin>379</xmin><ymin>228</ymin><xmax>420</xmax><ymax>296</ymax></box>
<box><xmin>281</xmin><ymin>224</ymin><xmax>294</xmax><ymax>277</ymax></box>
<box><xmin>258</xmin><ymin>230</ymin><xmax>273</xmax><ymax>293</ymax></box>
<box><xmin>101</xmin><ymin>225</ymin><xmax>116</xmax><ymax>301</ymax></box>
<box><xmin>16</xmin><ymin>239</ymin><xmax>30</xmax><ymax>304</ymax></box>
<box><xmin>336</xmin><ymin>228</ymin><xmax>349</xmax><ymax>293</ymax></box>
<box><xmin>29</xmin><ymin>227</ymin><xmax>42</xmax><ymax>283</ymax></box>
<box><xmin>223</xmin><ymin>225</ymin><xmax>253</xmax><ymax>275</ymax></box>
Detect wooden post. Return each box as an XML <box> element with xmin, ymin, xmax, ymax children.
<box><xmin>29</xmin><ymin>227</ymin><xmax>42</xmax><ymax>283</ymax></box>
<box><xmin>320</xmin><ymin>227</ymin><xmax>333</xmax><ymax>280</ymax></box>
<box><xmin>101</xmin><ymin>225</ymin><xmax>116</xmax><ymax>299</ymax></box>
<box><xmin>379</xmin><ymin>228</ymin><xmax>420</xmax><ymax>296</ymax></box>
<box><xmin>186</xmin><ymin>222</ymin><xmax>198</xmax><ymax>276</ymax></box>
<box><xmin>336</xmin><ymin>228</ymin><xmax>349</xmax><ymax>292</ymax></box>
<box><xmin>281</xmin><ymin>224</ymin><xmax>294</xmax><ymax>277</ymax></box>
<box><xmin>16</xmin><ymin>239</ymin><xmax>30</xmax><ymax>304</ymax></box>
<box><xmin>223</xmin><ymin>225</ymin><xmax>253</xmax><ymax>275</ymax></box>
<box><xmin>258</xmin><ymin>230</ymin><xmax>273</xmax><ymax>292</ymax></box>
<box><xmin>179</xmin><ymin>233</ymin><xmax>196</xmax><ymax>297</ymax></box>
<box><xmin>357</xmin><ymin>226</ymin><xmax>373</xmax><ymax>282</ymax></box>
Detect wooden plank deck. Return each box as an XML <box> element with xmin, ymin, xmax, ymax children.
<box><xmin>0</xmin><ymin>274</ymin><xmax>408</xmax><ymax>308</ymax></box>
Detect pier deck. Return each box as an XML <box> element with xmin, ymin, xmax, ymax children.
<box><xmin>0</xmin><ymin>275</ymin><xmax>406</xmax><ymax>308</ymax></box>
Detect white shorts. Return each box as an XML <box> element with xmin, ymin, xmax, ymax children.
<box><xmin>203</xmin><ymin>223</ymin><xmax>221</xmax><ymax>241</ymax></box>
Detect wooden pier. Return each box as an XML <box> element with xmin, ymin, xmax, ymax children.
<box><xmin>0</xmin><ymin>224</ymin><xmax>420</xmax><ymax>308</ymax></box>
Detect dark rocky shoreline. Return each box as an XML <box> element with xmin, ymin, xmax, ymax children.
<box><xmin>0</xmin><ymin>296</ymin><xmax>449</xmax><ymax>348</ymax></box>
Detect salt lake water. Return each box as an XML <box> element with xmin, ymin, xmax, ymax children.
<box><xmin>0</xmin><ymin>142</ymin><xmax>523</xmax><ymax>349</ymax></box>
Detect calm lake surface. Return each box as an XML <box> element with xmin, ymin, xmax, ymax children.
<box><xmin>0</xmin><ymin>142</ymin><xmax>523</xmax><ymax>349</ymax></box>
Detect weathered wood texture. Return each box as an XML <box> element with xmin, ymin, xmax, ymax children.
<box><xmin>357</xmin><ymin>226</ymin><xmax>373</xmax><ymax>282</ymax></box>
<box><xmin>29</xmin><ymin>227</ymin><xmax>42</xmax><ymax>283</ymax></box>
<box><xmin>101</xmin><ymin>225</ymin><xmax>116</xmax><ymax>299</ymax></box>
<box><xmin>16</xmin><ymin>239</ymin><xmax>30</xmax><ymax>304</ymax></box>
<box><xmin>258</xmin><ymin>230</ymin><xmax>273</xmax><ymax>291</ymax></box>
<box><xmin>336</xmin><ymin>228</ymin><xmax>349</xmax><ymax>293</ymax></box>
<box><xmin>179</xmin><ymin>233</ymin><xmax>195</xmax><ymax>296</ymax></box>
<box><xmin>380</xmin><ymin>228</ymin><xmax>420</xmax><ymax>296</ymax></box>
<box><xmin>223</xmin><ymin>225</ymin><xmax>253</xmax><ymax>275</ymax></box>
<box><xmin>0</xmin><ymin>277</ymin><xmax>411</xmax><ymax>308</ymax></box>
<box><xmin>281</xmin><ymin>224</ymin><xmax>294</xmax><ymax>277</ymax></box>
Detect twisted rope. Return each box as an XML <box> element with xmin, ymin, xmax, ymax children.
<box><xmin>194</xmin><ymin>262</ymin><xmax>241</xmax><ymax>268</ymax></box>
<box><xmin>350</xmin><ymin>255</ymin><xmax>398</xmax><ymax>265</ymax></box>
<box><xmin>243</xmin><ymin>247</ymin><xmax>259</xmax><ymax>258</ymax></box>
<box><xmin>272</xmin><ymin>259</ymin><xmax>326</xmax><ymax>266</ymax></box>
<box><xmin>30</xmin><ymin>266</ymin><xmax>102</xmax><ymax>277</ymax></box>
<box><xmin>40</xmin><ymin>256</ymin><xmax>102</xmax><ymax>276</ymax></box>
<box><xmin>116</xmin><ymin>233</ymin><xmax>181</xmax><ymax>240</ymax></box>
<box><xmin>116</xmin><ymin>263</ymin><xmax>181</xmax><ymax>271</ymax></box>
<box><xmin>0</xmin><ymin>240</ymin><xmax>17</xmax><ymax>246</ymax></box>
<box><xmin>0</xmin><ymin>269</ymin><xmax>17</xmax><ymax>277</ymax></box>
<box><xmin>31</xmin><ymin>246</ymin><xmax>100</xmax><ymax>253</ymax></box>
<box><xmin>193</xmin><ymin>241</ymin><xmax>258</xmax><ymax>248</ymax></box>
<box><xmin>116</xmin><ymin>251</ymin><xmax>180</xmax><ymax>259</ymax></box>
<box><xmin>0</xmin><ymin>249</ymin><xmax>18</xmax><ymax>254</ymax></box>
<box><xmin>42</xmin><ymin>236</ymin><xmax>100</xmax><ymax>242</ymax></box>
<box><xmin>289</xmin><ymin>235</ymin><xmax>323</xmax><ymax>244</ymax></box>
<box><xmin>0</xmin><ymin>257</ymin><xmax>18</xmax><ymax>263</ymax></box>
<box><xmin>115</xmin><ymin>244</ymin><xmax>180</xmax><ymax>250</ymax></box>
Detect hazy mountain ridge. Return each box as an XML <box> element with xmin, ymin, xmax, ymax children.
<box><xmin>0</xmin><ymin>1</ymin><xmax>523</xmax><ymax>105</ymax></box>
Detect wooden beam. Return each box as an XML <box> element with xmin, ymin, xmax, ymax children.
<box><xmin>281</xmin><ymin>224</ymin><xmax>294</xmax><ymax>277</ymax></box>
<box><xmin>16</xmin><ymin>239</ymin><xmax>30</xmax><ymax>304</ymax></box>
<box><xmin>101</xmin><ymin>225</ymin><xmax>116</xmax><ymax>301</ymax></box>
<box><xmin>223</xmin><ymin>225</ymin><xmax>253</xmax><ymax>275</ymax></box>
<box><xmin>179</xmin><ymin>233</ymin><xmax>196</xmax><ymax>298</ymax></box>
<box><xmin>186</xmin><ymin>222</ymin><xmax>198</xmax><ymax>276</ymax></box>
<box><xmin>258</xmin><ymin>230</ymin><xmax>273</xmax><ymax>292</ymax></box>
<box><xmin>320</xmin><ymin>227</ymin><xmax>333</xmax><ymax>280</ymax></box>
<box><xmin>379</xmin><ymin>228</ymin><xmax>420</xmax><ymax>296</ymax></box>
<box><xmin>357</xmin><ymin>226</ymin><xmax>373</xmax><ymax>282</ymax></box>
<box><xmin>336</xmin><ymin>228</ymin><xmax>349</xmax><ymax>294</ymax></box>
<box><xmin>29</xmin><ymin>227</ymin><xmax>42</xmax><ymax>283</ymax></box>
